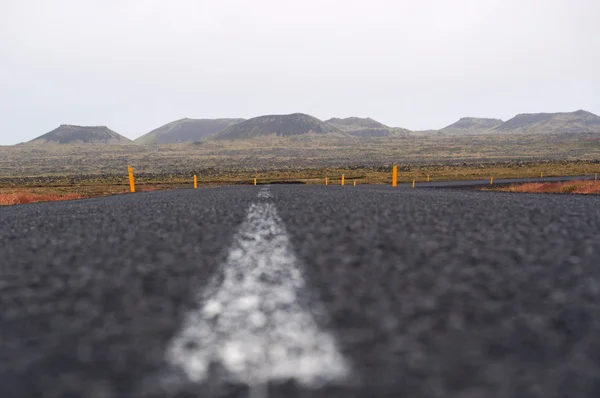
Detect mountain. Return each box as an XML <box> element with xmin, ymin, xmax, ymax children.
<box><xmin>440</xmin><ymin>117</ymin><xmax>503</xmax><ymax>134</ymax></box>
<box><xmin>325</xmin><ymin>117</ymin><xmax>410</xmax><ymax>137</ymax></box>
<box><xmin>135</xmin><ymin>118</ymin><xmax>245</xmax><ymax>144</ymax></box>
<box><xmin>344</xmin><ymin>127</ymin><xmax>411</xmax><ymax>137</ymax></box>
<box><xmin>213</xmin><ymin>113</ymin><xmax>343</xmax><ymax>140</ymax></box>
<box><xmin>325</xmin><ymin>117</ymin><xmax>388</xmax><ymax>130</ymax></box>
<box><xmin>29</xmin><ymin>125</ymin><xmax>131</xmax><ymax>144</ymax></box>
<box><xmin>493</xmin><ymin>110</ymin><xmax>600</xmax><ymax>134</ymax></box>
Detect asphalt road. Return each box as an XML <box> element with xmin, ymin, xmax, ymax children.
<box><xmin>2</xmin><ymin>184</ymin><xmax>600</xmax><ymax>398</ymax></box>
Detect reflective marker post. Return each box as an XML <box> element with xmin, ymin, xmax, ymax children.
<box><xmin>128</xmin><ymin>166</ymin><xmax>135</xmax><ymax>193</ymax></box>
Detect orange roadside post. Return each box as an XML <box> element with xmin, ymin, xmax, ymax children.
<box><xmin>128</xmin><ymin>166</ymin><xmax>135</xmax><ymax>193</ymax></box>
<box><xmin>392</xmin><ymin>165</ymin><xmax>398</xmax><ymax>187</ymax></box>
<box><xmin>194</xmin><ymin>175</ymin><xmax>197</xmax><ymax>189</ymax></box>
<box><xmin>341</xmin><ymin>175</ymin><xmax>345</xmax><ymax>186</ymax></box>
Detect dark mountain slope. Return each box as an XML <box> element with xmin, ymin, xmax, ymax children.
<box><xmin>29</xmin><ymin>125</ymin><xmax>131</xmax><ymax>144</ymax></box>
<box><xmin>213</xmin><ymin>113</ymin><xmax>344</xmax><ymax>140</ymax></box>
<box><xmin>135</xmin><ymin>118</ymin><xmax>245</xmax><ymax>144</ymax></box>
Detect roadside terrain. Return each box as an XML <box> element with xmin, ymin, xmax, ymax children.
<box><xmin>2</xmin><ymin>160</ymin><xmax>599</xmax><ymax>205</ymax></box>
<box><xmin>494</xmin><ymin>180</ymin><xmax>600</xmax><ymax>194</ymax></box>
<box><xmin>2</xmin><ymin>109</ymin><xmax>599</xmax><ymax>204</ymax></box>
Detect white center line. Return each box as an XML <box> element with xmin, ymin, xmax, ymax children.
<box><xmin>258</xmin><ymin>187</ymin><xmax>272</xmax><ymax>199</ymax></box>
<box><xmin>165</xmin><ymin>200</ymin><xmax>349</xmax><ymax>387</ymax></box>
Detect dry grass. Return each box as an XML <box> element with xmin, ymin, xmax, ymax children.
<box><xmin>0</xmin><ymin>192</ymin><xmax>84</xmax><ymax>205</ymax></box>
<box><xmin>501</xmin><ymin>180</ymin><xmax>600</xmax><ymax>194</ymax></box>
<box><xmin>0</xmin><ymin>183</ymin><xmax>191</xmax><ymax>206</ymax></box>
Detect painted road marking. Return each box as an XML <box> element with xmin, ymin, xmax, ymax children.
<box><xmin>258</xmin><ymin>187</ymin><xmax>272</xmax><ymax>199</ymax></box>
<box><xmin>165</xmin><ymin>201</ymin><xmax>349</xmax><ymax>387</ymax></box>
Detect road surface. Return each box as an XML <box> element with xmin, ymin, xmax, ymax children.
<box><xmin>1</xmin><ymin>183</ymin><xmax>600</xmax><ymax>397</ymax></box>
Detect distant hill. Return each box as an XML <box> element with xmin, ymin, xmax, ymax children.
<box><xmin>440</xmin><ymin>117</ymin><xmax>503</xmax><ymax>134</ymax></box>
<box><xmin>344</xmin><ymin>127</ymin><xmax>411</xmax><ymax>138</ymax></box>
<box><xmin>493</xmin><ymin>110</ymin><xmax>600</xmax><ymax>134</ymax></box>
<box><xmin>29</xmin><ymin>125</ymin><xmax>131</xmax><ymax>144</ymax></box>
<box><xmin>135</xmin><ymin>118</ymin><xmax>245</xmax><ymax>144</ymax></box>
<box><xmin>325</xmin><ymin>117</ymin><xmax>388</xmax><ymax>130</ymax></box>
<box><xmin>325</xmin><ymin>117</ymin><xmax>410</xmax><ymax>137</ymax></box>
<box><xmin>213</xmin><ymin>113</ymin><xmax>343</xmax><ymax>140</ymax></box>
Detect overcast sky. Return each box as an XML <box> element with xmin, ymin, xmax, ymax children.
<box><xmin>1</xmin><ymin>0</ymin><xmax>599</xmax><ymax>144</ymax></box>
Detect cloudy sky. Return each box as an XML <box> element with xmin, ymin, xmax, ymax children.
<box><xmin>1</xmin><ymin>0</ymin><xmax>599</xmax><ymax>144</ymax></box>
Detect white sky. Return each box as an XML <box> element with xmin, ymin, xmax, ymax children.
<box><xmin>1</xmin><ymin>0</ymin><xmax>599</xmax><ymax>144</ymax></box>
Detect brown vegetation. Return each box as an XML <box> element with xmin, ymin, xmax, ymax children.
<box><xmin>0</xmin><ymin>191</ymin><xmax>84</xmax><ymax>205</ymax></box>
<box><xmin>499</xmin><ymin>180</ymin><xmax>600</xmax><ymax>194</ymax></box>
<box><xmin>0</xmin><ymin>183</ymin><xmax>192</xmax><ymax>206</ymax></box>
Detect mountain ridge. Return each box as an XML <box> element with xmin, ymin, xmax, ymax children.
<box><xmin>212</xmin><ymin>113</ymin><xmax>344</xmax><ymax>140</ymax></box>
<box><xmin>135</xmin><ymin>118</ymin><xmax>245</xmax><ymax>144</ymax></box>
<box><xmin>21</xmin><ymin>109</ymin><xmax>600</xmax><ymax>146</ymax></box>
<box><xmin>493</xmin><ymin>110</ymin><xmax>600</xmax><ymax>133</ymax></box>
<box><xmin>29</xmin><ymin>125</ymin><xmax>131</xmax><ymax>144</ymax></box>
<box><xmin>440</xmin><ymin>117</ymin><xmax>504</xmax><ymax>134</ymax></box>
<box><xmin>325</xmin><ymin>117</ymin><xmax>388</xmax><ymax>130</ymax></box>
<box><xmin>325</xmin><ymin>117</ymin><xmax>410</xmax><ymax>137</ymax></box>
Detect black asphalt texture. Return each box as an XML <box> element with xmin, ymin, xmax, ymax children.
<box><xmin>2</xmin><ymin>184</ymin><xmax>600</xmax><ymax>398</ymax></box>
